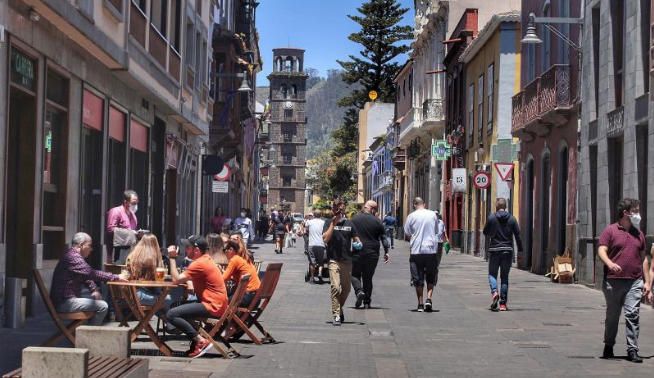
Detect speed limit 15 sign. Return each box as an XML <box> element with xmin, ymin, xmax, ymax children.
<box><xmin>473</xmin><ymin>171</ymin><xmax>490</xmax><ymax>189</ymax></box>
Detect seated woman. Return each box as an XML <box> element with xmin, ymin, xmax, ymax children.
<box><xmin>125</xmin><ymin>234</ymin><xmax>171</xmax><ymax>306</ymax></box>
<box><xmin>207</xmin><ymin>233</ymin><xmax>228</xmax><ymax>265</ymax></box>
<box><xmin>222</xmin><ymin>240</ymin><xmax>261</xmax><ymax>307</ymax></box>
<box><xmin>229</xmin><ymin>231</ymin><xmax>254</xmax><ymax>263</ymax></box>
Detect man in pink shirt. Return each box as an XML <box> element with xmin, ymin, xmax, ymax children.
<box><xmin>106</xmin><ymin>190</ymin><xmax>139</xmax><ymax>263</ymax></box>
<box><xmin>599</xmin><ymin>198</ymin><xmax>648</xmax><ymax>363</ymax></box>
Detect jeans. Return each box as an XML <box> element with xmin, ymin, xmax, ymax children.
<box><xmin>351</xmin><ymin>254</ymin><xmax>379</xmax><ymax>304</ymax></box>
<box><xmin>603</xmin><ymin>278</ymin><xmax>643</xmax><ymax>352</ymax></box>
<box><xmin>385</xmin><ymin>228</ymin><xmax>394</xmax><ymax>248</ymax></box>
<box><xmin>329</xmin><ymin>260</ymin><xmax>352</xmax><ymax>317</ymax></box>
<box><xmin>136</xmin><ymin>288</ymin><xmax>174</xmax><ymax>310</ymax></box>
<box><xmin>166</xmin><ymin>302</ymin><xmax>212</xmax><ymax>340</ymax></box>
<box><xmin>488</xmin><ymin>252</ymin><xmax>512</xmax><ymax>304</ymax></box>
<box><xmin>57</xmin><ymin>297</ymin><xmax>109</xmax><ymax>325</ymax></box>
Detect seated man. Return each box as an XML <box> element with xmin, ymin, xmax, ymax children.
<box><xmin>167</xmin><ymin>235</ymin><xmax>229</xmax><ymax>358</ymax></box>
<box><xmin>50</xmin><ymin>232</ymin><xmax>126</xmax><ymax>325</ymax></box>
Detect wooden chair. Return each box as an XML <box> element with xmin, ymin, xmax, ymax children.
<box><xmin>253</xmin><ymin>260</ymin><xmax>262</xmax><ymax>273</ymax></box>
<box><xmin>33</xmin><ymin>270</ymin><xmax>95</xmax><ymax>346</ymax></box>
<box><xmin>225</xmin><ymin>263</ymin><xmax>283</xmax><ymax>344</ymax></box>
<box><xmin>195</xmin><ymin>275</ymin><xmax>252</xmax><ymax>359</ymax></box>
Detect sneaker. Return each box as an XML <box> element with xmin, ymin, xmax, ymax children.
<box><xmin>355</xmin><ymin>291</ymin><xmax>365</xmax><ymax>309</ymax></box>
<box><xmin>188</xmin><ymin>338</ymin><xmax>213</xmax><ymax>358</ymax></box>
<box><xmin>602</xmin><ymin>344</ymin><xmax>614</xmax><ymax>359</ymax></box>
<box><xmin>340</xmin><ymin>310</ymin><xmax>345</xmax><ymax>323</ymax></box>
<box><xmin>333</xmin><ymin>316</ymin><xmax>341</xmax><ymax>326</ymax></box>
<box><xmin>417</xmin><ymin>304</ymin><xmax>424</xmax><ymax>312</ymax></box>
<box><xmin>424</xmin><ymin>299</ymin><xmax>433</xmax><ymax>313</ymax></box>
<box><xmin>627</xmin><ymin>350</ymin><xmax>643</xmax><ymax>363</ymax></box>
<box><xmin>490</xmin><ymin>292</ymin><xmax>500</xmax><ymax>311</ymax></box>
<box><xmin>499</xmin><ymin>304</ymin><xmax>508</xmax><ymax>312</ymax></box>
<box><xmin>185</xmin><ymin>340</ymin><xmax>197</xmax><ymax>355</ymax></box>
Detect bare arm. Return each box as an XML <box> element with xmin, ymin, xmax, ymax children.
<box><xmin>323</xmin><ymin>221</ymin><xmax>335</xmax><ymax>243</ymax></box>
<box><xmin>598</xmin><ymin>245</ymin><xmax>622</xmax><ymax>274</ymax></box>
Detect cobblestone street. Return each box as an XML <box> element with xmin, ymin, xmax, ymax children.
<box><xmin>4</xmin><ymin>240</ymin><xmax>654</xmax><ymax>377</ymax></box>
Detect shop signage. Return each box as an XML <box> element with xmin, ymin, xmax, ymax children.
<box><xmin>10</xmin><ymin>48</ymin><xmax>36</xmax><ymax>90</ymax></box>
<box><xmin>473</xmin><ymin>171</ymin><xmax>490</xmax><ymax>189</ymax></box>
<box><xmin>212</xmin><ymin>180</ymin><xmax>229</xmax><ymax>193</ymax></box>
<box><xmin>213</xmin><ymin>164</ymin><xmax>231</xmax><ymax>181</ymax></box>
<box><xmin>452</xmin><ymin>168</ymin><xmax>466</xmax><ymax>193</ymax></box>
<box><xmin>431</xmin><ymin>140</ymin><xmax>451</xmax><ymax>161</ymax></box>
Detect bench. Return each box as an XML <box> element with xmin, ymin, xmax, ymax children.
<box><xmin>2</xmin><ymin>347</ymin><xmax>148</xmax><ymax>378</ymax></box>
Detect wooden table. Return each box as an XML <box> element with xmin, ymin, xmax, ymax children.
<box><xmin>108</xmin><ymin>281</ymin><xmax>181</xmax><ymax>357</ymax></box>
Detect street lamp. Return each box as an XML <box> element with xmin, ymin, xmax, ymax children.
<box><xmin>215</xmin><ymin>70</ymin><xmax>253</xmax><ymax>93</ymax></box>
<box><xmin>521</xmin><ymin>12</ymin><xmax>583</xmax><ymax>51</ymax></box>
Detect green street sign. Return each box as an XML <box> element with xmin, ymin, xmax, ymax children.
<box><xmin>431</xmin><ymin>140</ymin><xmax>451</xmax><ymax>161</ymax></box>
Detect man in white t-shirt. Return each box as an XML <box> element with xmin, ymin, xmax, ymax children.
<box><xmin>404</xmin><ymin>197</ymin><xmax>440</xmax><ymax>312</ymax></box>
<box><xmin>305</xmin><ymin>210</ymin><xmax>327</xmax><ymax>283</ymax></box>
<box><xmin>233</xmin><ymin>208</ymin><xmax>254</xmax><ymax>246</ymax></box>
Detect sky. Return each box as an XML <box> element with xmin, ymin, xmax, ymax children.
<box><xmin>256</xmin><ymin>0</ymin><xmax>415</xmax><ymax>86</ymax></box>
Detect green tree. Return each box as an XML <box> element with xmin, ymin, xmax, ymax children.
<box><xmin>332</xmin><ymin>0</ymin><xmax>412</xmax><ymax>156</ymax></box>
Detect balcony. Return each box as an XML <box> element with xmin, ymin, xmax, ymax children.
<box><xmin>278</xmin><ymin>155</ymin><xmax>305</xmax><ymax>167</ymax></box>
<box><xmin>274</xmin><ymin>133</ymin><xmax>306</xmax><ymax>144</ymax></box>
<box><xmin>271</xmin><ymin>111</ymin><xmax>307</xmax><ymax>123</ymax></box>
<box><xmin>607</xmin><ymin>106</ymin><xmax>624</xmax><ymax>138</ymax></box>
<box><xmin>421</xmin><ymin>99</ymin><xmax>445</xmax><ymax>131</ymax></box>
<box><xmin>512</xmin><ymin>65</ymin><xmax>576</xmax><ymax>140</ymax></box>
<box><xmin>392</xmin><ymin>147</ymin><xmax>406</xmax><ymax>170</ymax></box>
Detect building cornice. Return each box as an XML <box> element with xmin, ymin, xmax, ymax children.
<box><xmin>459</xmin><ymin>11</ymin><xmax>520</xmax><ymax>64</ymax></box>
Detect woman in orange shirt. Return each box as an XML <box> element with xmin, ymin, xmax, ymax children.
<box><xmin>222</xmin><ymin>240</ymin><xmax>261</xmax><ymax>306</ymax></box>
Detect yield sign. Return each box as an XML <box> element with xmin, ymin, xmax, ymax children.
<box><xmin>494</xmin><ymin>163</ymin><xmax>514</xmax><ymax>181</ymax></box>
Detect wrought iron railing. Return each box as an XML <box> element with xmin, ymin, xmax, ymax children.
<box><xmin>607</xmin><ymin>106</ymin><xmax>624</xmax><ymax>137</ymax></box>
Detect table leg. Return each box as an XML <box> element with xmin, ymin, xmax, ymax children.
<box><xmin>129</xmin><ymin>287</ymin><xmax>173</xmax><ymax>356</ymax></box>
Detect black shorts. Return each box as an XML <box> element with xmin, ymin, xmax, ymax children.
<box><xmin>309</xmin><ymin>246</ymin><xmax>326</xmax><ymax>266</ymax></box>
<box><xmin>410</xmin><ymin>253</ymin><xmax>439</xmax><ymax>286</ymax></box>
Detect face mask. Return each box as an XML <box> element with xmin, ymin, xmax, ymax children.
<box><xmin>352</xmin><ymin>241</ymin><xmax>363</xmax><ymax>251</ymax></box>
<box><xmin>130</xmin><ymin>204</ymin><xmax>138</xmax><ymax>213</ymax></box>
<box><xmin>629</xmin><ymin>213</ymin><xmax>642</xmax><ymax>228</ymax></box>
<box><xmin>240</xmin><ymin>212</ymin><xmax>246</xmax><ymax>218</ymax></box>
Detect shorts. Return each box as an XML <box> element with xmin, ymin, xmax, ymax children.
<box><xmin>410</xmin><ymin>253</ymin><xmax>439</xmax><ymax>286</ymax></box>
<box><xmin>309</xmin><ymin>246</ymin><xmax>326</xmax><ymax>266</ymax></box>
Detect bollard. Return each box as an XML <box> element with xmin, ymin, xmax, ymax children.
<box><xmin>5</xmin><ymin>277</ymin><xmax>25</xmax><ymax>328</ymax></box>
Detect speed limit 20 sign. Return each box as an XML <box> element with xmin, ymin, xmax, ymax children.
<box><xmin>473</xmin><ymin>171</ymin><xmax>490</xmax><ymax>189</ymax></box>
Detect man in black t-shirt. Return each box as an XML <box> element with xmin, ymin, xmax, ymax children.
<box><xmin>351</xmin><ymin>200</ymin><xmax>389</xmax><ymax>309</ymax></box>
<box><xmin>323</xmin><ymin>200</ymin><xmax>361</xmax><ymax>326</ymax></box>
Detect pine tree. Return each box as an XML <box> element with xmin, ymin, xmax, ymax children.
<box><xmin>332</xmin><ymin>0</ymin><xmax>412</xmax><ymax>156</ymax></box>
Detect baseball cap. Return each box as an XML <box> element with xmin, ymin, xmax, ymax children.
<box><xmin>180</xmin><ymin>235</ymin><xmax>208</xmax><ymax>251</ymax></box>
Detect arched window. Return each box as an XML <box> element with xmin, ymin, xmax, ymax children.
<box><xmin>285</xmin><ymin>57</ymin><xmax>293</xmax><ymax>72</ymax></box>
<box><xmin>291</xmin><ymin>85</ymin><xmax>297</xmax><ymax>98</ymax></box>
<box><xmin>280</xmin><ymin>84</ymin><xmax>288</xmax><ymax>99</ymax></box>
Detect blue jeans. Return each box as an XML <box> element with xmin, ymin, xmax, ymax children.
<box><xmin>488</xmin><ymin>252</ymin><xmax>512</xmax><ymax>304</ymax></box>
<box><xmin>136</xmin><ymin>288</ymin><xmax>173</xmax><ymax>310</ymax></box>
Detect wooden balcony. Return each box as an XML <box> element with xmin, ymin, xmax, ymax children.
<box><xmin>512</xmin><ymin>65</ymin><xmax>576</xmax><ymax>140</ymax></box>
<box><xmin>392</xmin><ymin>147</ymin><xmax>406</xmax><ymax>170</ymax></box>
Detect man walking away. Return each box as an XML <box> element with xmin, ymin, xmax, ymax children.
<box><xmin>403</xmin><ymin>197</ymin><xmax>439</xmax><ymax>312</ymax></box>
<box><xmin>305</xmin><ymin>210</ymin><xmax>326</xmax><ymax>283</ymax></box>
<box><xmin>483</xmin><ymin>198</ymin><xmax>522</xmax><ymax>312</ymax></box>
<box><xmin>599</xmin><ymin>198</ymin><xmax>648</xmax><ymax>363</ymax></box>
<box><xmin>351</xmin><ymin>201</ymin><xmax>390</xmax><ymax>309</ymax></box>
<box><xmin>382</xmin><ymin>211</ymin><xmax>397</xmax><ymax>249</ymax></box>
<box><xmin>323</xmin><ymin>200</ymin><xmax>362</xmax><ymax>326</ymax></box>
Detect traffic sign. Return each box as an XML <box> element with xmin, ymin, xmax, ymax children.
<box><xmin>473</xmin><ymin>171</ymin><xmax>490</xmax><ymax>189</ymax></box>
<box><xmin>494</xmin><ymin>162</ymin><xmax>514</xmax><ymax>181</ymax></box>
<box><xmin>213</xmin><ymin>164</ymin><xmax>231</xmax><ymax>181</ymax></box>
<box><xmin>368</xmin><ymin>90</ymin><xmax>378</xmax><ymax>101</ymax></box>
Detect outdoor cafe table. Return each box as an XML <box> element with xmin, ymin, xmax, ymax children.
<box><xmin>107</xmin><ymin>280</ymin><xmax>182</xmax><ymax>357</ymax></box>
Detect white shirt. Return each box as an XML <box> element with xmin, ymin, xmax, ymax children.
<box><xmin>404</xmin><ymin>208</ymin><xmax>438</xmax><ymax>255</ymax></box>
<box><xmin>436</xmin><ymin>219</ymin><xmax>446</xmax><ymax>243</ymax></box>
<box><xmin>305</xmin><ymin>218</ymin><xmax>326</xmax><ymax>247</ymax></box>
<box><xmin>234</xmin><ymin>217</ymin><xmax>254</xmax><ymax>241</ymax></box>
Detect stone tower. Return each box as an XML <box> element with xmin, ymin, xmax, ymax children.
<box><xmin>267</xmin><ymin>48</ymin><xmax>308</xmax><ymax>213</ymax></box>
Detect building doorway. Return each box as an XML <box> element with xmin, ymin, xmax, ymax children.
<box><xmin>151</xmin><ymin>118</ymin><xmax>166</xmax><ymax>242</ymax></box>
<box><xmin>540</xmin><ymin>151</ymin><xmax>551</xmax><ymax>274</ymax></box>
<box><xmin>525</xmin><ymin>157</ymin><xmax>535</xmax><ymax>270</ymax></box>
<box><xmin>556</xmin><ymin>145</ymin><xmax>569</xmax><ymax>256</ymax></box>
<box><xmin>6</xmin><ymin>64</ymin><xmax>38</xmax><ymax>279</ymax></box>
